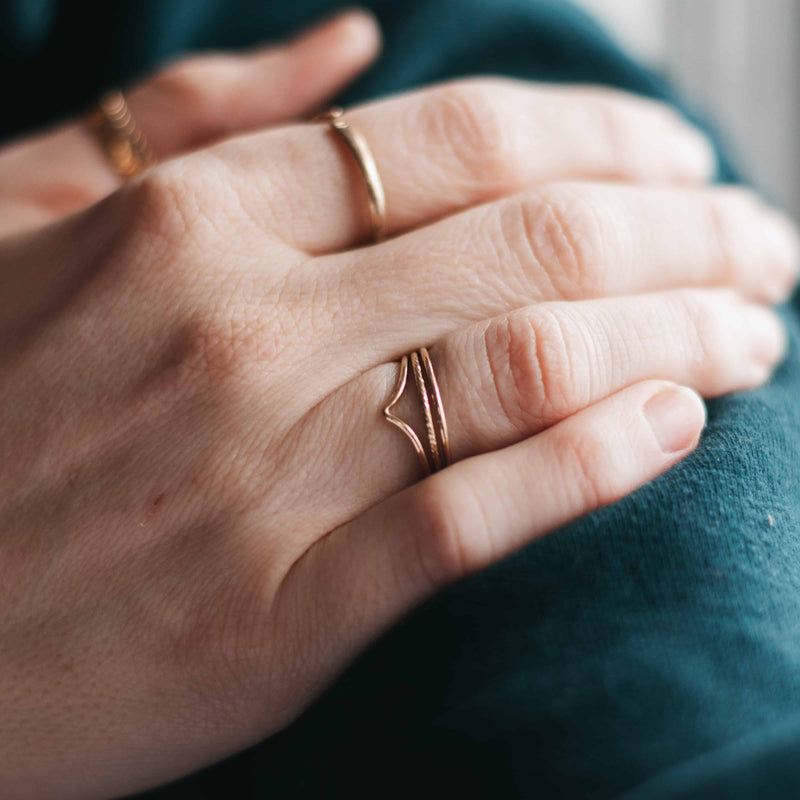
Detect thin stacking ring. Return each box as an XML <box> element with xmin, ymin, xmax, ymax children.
<box><xmin>418</xmin><ymin>347</ymin><xmax>452</xmax><ymax>467</ymax></box>
<box><xmin>383</xmin><ymin>347</ymin><xmax>451</xmax><ymax>475</ymax></box>
<box><xmin>88</xmin><ymin>90</ymin><xmax>155</xmax><ymax>179</ymax></box>
<box><xmin>315</xmin><ymin>106</ymin><xmax>386</xmax><ymax>243</ymax></box>
<box><xmin>383</xmin><ymin>356</ymin><xmax>431</xmax><ymax>475</ymax></box>
<box><xmin>410</xmin><ymin>351</ymin><xmax>442</xmax><ymax>471</ymax></box>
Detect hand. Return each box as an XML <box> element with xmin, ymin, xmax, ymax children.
<box><xmin>0</xmin><ymin>76</ymin><xmax>796</xmax><ymax>798</ymax></box>
<box><xmin>0</xmin><ymin>8</ymin><xmax>380</xmax><ymax>237</ymax></box>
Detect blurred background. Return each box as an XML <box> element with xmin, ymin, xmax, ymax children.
<box><xmin>577</xmin><ymin>0</ymin><xmax>800</xmax><ymax>218</ymax></box>
<box><xmin>2</xmin><ymin>1</ymin><xmax>795</xmax><ymax>219</ymax></box>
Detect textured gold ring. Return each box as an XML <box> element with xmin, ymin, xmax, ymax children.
<box><xmin>88</xmin><ymin>90</ymin><xmax>155</xmax><ymax>179</ymax></box>
<box><xmin>384</xmin><ymin>347</ymin><xmax>451</xmax><ymax>475</ymax></box>
<box><xmin>418</xmin><ymin>346</ymin><xmax>452</xmax><ymax>468</ymax></box>
<box><xmin>315</xmin><ymin>106</ymin><xmax>386</xmax><ymax>243</ymax></box>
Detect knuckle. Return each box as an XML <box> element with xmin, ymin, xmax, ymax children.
<box><xmin>125</xmin><ymin>305</ymin><xmax>254</xmax><ymax>415</ymax></box>
<box><xmin>409</xmin><ymin>477</ymin><xmax>490</xmax><ymax>585</ymax></box>
<box><xmin>679</xmin><ymin>287</ymin><xmax>720</xmax><ymax>322</ymax></box>
<box><xmin>677</xmin><ymin>289</ymin><xmax>734</xmax><ymax>383</ymax></box>
<box><xmin>415</xmin><ymin>79</ymin><xmax>517</xmax><ymax>189</ymax></box>
<box><xmin>581</xmin><ymin>88</ymin><xmax>700</xmax><ymax>178</ymax></box>
<box><xmin>705</xmin><ymin>188</ymin><xmax>762</xmax><ymax>278</ymax></box>
<box><xmin>184</xmin><ymin>306</ymin><xmax>253</xmax><ymax>381</ymax></box>
<box><xmin>152</xmin><ymin>58</ymin><xmax>222</xmax><ymax>121</ymax></box>
<box><xmin>589</xmin><ymin>96</ymin><xmax>648</xmax><ymax>178</ymax></box>
<box><xmin>124</xmin><ymin>162</ymin><xmax>203</xmax><ymax>248</ymax></box>
<box><xmin>119</xmin><ymin>155</ymin><xmax>242</xmax><ymax>286</ymax></box>
<box><xmin>137</xmin><ymin>291</ymin><xmax>291</xmax><ymax>400</ymax></box>
<box><xmin>112</xmin><ymin>166</ymin><xmax>301</xmax><ymax>382</ymax></box>
<box><xmin>511</xmin><ymin>187</ymin><xmax>607</xmax><ymax>298</ymax></box>
<box><xmin>483</xmin><ymin>308</ymin><xmax>578</xmax><ymax>430</ymax></box>
<box><xmin>551</xmin><ymin>424</ymin><xmax>610</xmax><ymax>509</ymax></box>
<box><xmin>96</xmin><ymin>165</ymin><xmax>204</xmax><ymax>305</ymax></box>
<box><xmin>605</xmin><ymin>89</ymin><xmax>701</xmax><ymax>134</ymax></box>
<box><xmin>181</xmin><ymin>296</ymin><xmax>295</xmax><ymax>386</ymax></box>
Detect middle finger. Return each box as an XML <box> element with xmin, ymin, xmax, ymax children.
<box><xmin>216</xmin><ymin>78</ymin><xmax>715</xmax><ymax>252</ymax></box>
<box><xmin>314</xmin><ymin>181</ymin><xmax>798</xmax><ymax>372</ymax></box>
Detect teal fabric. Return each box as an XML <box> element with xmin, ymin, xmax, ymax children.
<box><xmin>2</xmin><ymin>2</ymin><xmax>799</xmax><ymax>798</ymax></box>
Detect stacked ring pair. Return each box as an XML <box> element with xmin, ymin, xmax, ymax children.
<box><xmin>384</xmin><ymin>348</ymin><xmax>452</xmax><ymax>475</ymax></box>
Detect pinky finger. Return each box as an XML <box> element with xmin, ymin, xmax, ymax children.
<box><xmin>128</xmin><ymin>8</ymin><xmax>382</xmax><ymax>157</ymax></box>
<box><xmin>280</xmin><ymin>381</ymin><xmax>705</xmax><ymax>677</ymax></box>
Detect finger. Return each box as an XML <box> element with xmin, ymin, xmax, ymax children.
<box><xmin>225</xmin><ymin>78</ymin><xmax>715</xmax><ymax>252</ymax></box>
<box><xmin>383</xmin><ymin>290</ymin><xmax>783</xmax><ymax>462</ymax></box>
<box><xmin>289</xmin><ymin>290</ymin><xmax>783</xmax><ymax>520</ymax></box>
<box><xmin>278</xmin><ymin>381</ymin><xmax>706</xmax><ymax>676</ymax></box>
<box><xmin>0</xmin><ymin>9</ymin><xmax>380</xmax><ymax>235</ymax></box>
<box><xmin>125</xmin><ymin>8</ymin><xmax>381</xmax><ymax>158</ymax></box>
<box><xmin>317</xmin><ymin>183</ymin><xmax>799</xmax><ymax>362</ymax></box>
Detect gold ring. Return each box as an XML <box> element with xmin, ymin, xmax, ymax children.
<box><xmin>88</xmin><ymin>90</ymin><xmax>155</xmax><ymax>179</ymax></box>
<box><xmin>315</xmin><ymin>106</ymin><xmax>386</xmax><ymax>243</ymax></box>
<box><xmin>383</xmin><ymin>347</ymin><xmax>451</xmax><ymax>474</ymax></box>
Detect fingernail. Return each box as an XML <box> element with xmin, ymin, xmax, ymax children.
<box><xmin>672</xmin><ymin>127</ymin><xmax>716</xmax><ymax>180</ymax></box>
<box><xmin>744</xmin><ymin>305</ymin><xmax>787</xmax><ymax>365</ymax></box>
<box><xmin>643</xmin><ymin>386</ymin><xmax>705</xmax><ymax>454</ymax></box>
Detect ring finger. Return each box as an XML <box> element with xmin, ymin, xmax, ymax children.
<box><xmin>288</xmin><ymin>289</ymin><xmax>786</xmax><ymax>525</ymax></box>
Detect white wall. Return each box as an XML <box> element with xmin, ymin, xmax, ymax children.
<box><xmin>573</xmin><ymin>0</ymin><xmax>667</xmax><ymax>66</ymax></box>
<box><xmin>575</xmin><ymin>0</ymin><xmax>800</xmax><ymax>217</ymax></box>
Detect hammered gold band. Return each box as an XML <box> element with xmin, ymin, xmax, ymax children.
<box><xmin>315</xmin><ymin>106</ymin><xmax>386</xmax><ymax>243</ymax></box>
<box><xmin>88</xmin><ymin>90</ymin><xmax>155</xmax><ymax>179</ymax></box>
<box><xmin>383</xmin><ymin>347</ymin><xmax>452</xmax><ymax>475</ymax></box>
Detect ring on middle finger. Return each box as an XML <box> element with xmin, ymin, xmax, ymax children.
<box><xmin>314</xmin><ymin>106</ymin><xmax>386</xmax><ymax>243</ymax></box>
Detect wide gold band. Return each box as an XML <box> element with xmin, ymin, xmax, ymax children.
<box><xmin>88</xmin><ymin>90</ymin><xmax>155</xmax><ymax>179</ymax></box>
<box><xmin>383</xmin><ymin>347</ymin><xmax>451</xmax><ymax>475</ymax></box>
<box><xmin>315</xmin><ymin>106</ymin><xmax>386</xmax><ymax>243</ymax></box>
